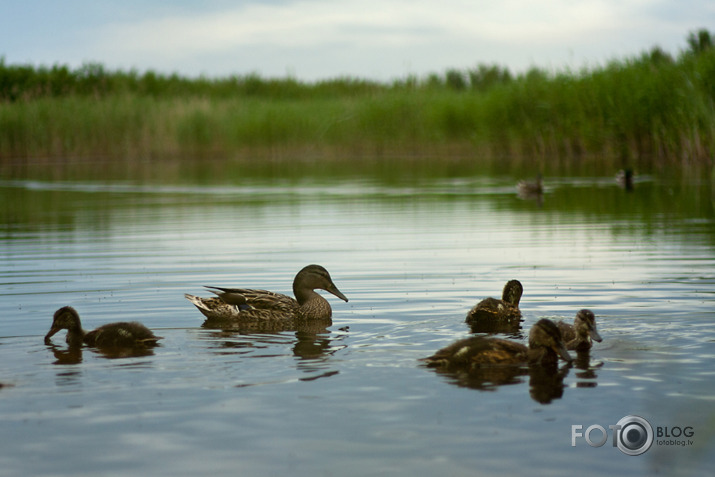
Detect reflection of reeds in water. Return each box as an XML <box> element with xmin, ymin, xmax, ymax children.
<box><xmin>1</xmin><ymin>31</ymin><xmax>714</xmax><ymax>167</ymax></box>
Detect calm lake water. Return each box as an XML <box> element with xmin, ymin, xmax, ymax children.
<box><xmin>0</xmin><ymin>164</ymin><xmax>713</xmax><ymax>476</ymax></box>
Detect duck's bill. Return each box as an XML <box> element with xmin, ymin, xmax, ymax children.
<box><xmin>327</xmin><ymin>284</ymin><xmax>349</xmax><ymax>302</ymax></box>
<box><xmin>590</xmin><ymin>328</ymin><xmax>603</xmax><ymax>343</ymax></box>
<box><xmin>555</xmin><ymin>342</ymin><xmax>573</xmax><ymax>362</ymax></box>
<box><xmin>44</xmin><ymin>327</ymin><xmax>60</xmax><ymax>344</ymax></box>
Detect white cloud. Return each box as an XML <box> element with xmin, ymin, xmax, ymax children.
<box><xmin>6</xmin><ymin>0</ymin><xmax>713</xmax><ymax>79</ymax></box>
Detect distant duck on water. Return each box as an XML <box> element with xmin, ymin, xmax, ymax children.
<box><xmin>517</xmin><ymin>173</ymin><xmax>543</xmax><ymax>197</ymax></box>
<box><xmin>616</xmin><ymin>168</ymin><xmax>634</xmax><ymax>191</ymax></box>
<box><xmin>44</xmin><ymin>306</ymin><xmax>162</xmax><ymax>348</ymax></box>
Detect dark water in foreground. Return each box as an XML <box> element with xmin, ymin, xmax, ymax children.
<box><xmin>0</xmin><ymin>171</ymin><xmax>714</xmax><ymax>476</ymax></box>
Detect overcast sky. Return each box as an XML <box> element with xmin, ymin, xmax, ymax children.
<box><xmin>2</xmin><ymin>1</ymin><xmax>713</xmax><ymax>81</ymax></box>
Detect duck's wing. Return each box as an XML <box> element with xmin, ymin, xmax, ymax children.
<box><xmin>233</xmin><ymin>288</ymin><xmax>297</xmax><ymax>312</ymax></box>
<box><xmin>185</xmin><ymin>294</ymin><xmax>243</xmax><ymax>321</ymax></box>
<box><xmin>204</xmin><ymin>287</ymin><xmax>297</xmax><ymax>312</ymax></box>
<box><xmin>466</xmin><ymin>297</ymin><xmax>500</xmax><ymax>320</ymax></box>
<box><xmin>185</xmin><ymin>292</ymin><xmax>300</xmax><ymax>325</ymax></box>
<box><xmin>203</xmin><ymin>286</ymin><xmax>250</xmax><ymax>307</ymax></box>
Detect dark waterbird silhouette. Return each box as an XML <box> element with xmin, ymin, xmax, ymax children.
<box><xmin>616</xmin><ymin>168</ymin><xmax>635</xmax><ymax>191</ymax></box>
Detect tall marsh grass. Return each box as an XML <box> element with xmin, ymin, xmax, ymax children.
<box><xmin>1</xmin><ymin>30</ymin><xmax>714</xmax><ymax>172</ymax></box>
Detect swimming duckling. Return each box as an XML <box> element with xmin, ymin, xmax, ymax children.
<box><xmin>44</xmin><ymin>306</ymin><xmax>162</xmax><ymax>348</ymax></box>
<box><xmin>185</xmin><ymin>264</ymin><xmax>348</xmax><ymax>327</ymax></box>
<box><xmin>557</xmin><ymin>309</ymin><xmax>602</xmax><ymax>351</ymax></box>
<box><xmin>466</xmin><ymin>280</ymin><xmax>523</xmax><ymax>332</ymax></box>
<box><xmin>423</xmin><ymin>318</ymin><xmax>572</xmax><ymax>369</ymax></box>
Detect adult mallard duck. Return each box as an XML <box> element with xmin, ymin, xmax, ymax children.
<box><xmin>557</xmin><ymin>309</ymin><xmax>602</xmax><ymax>351</ymax></box>
<box><xmin>422</xmin><ymin>318</ymin><xmax>572</xmax><ymax>369</ymax></box>
<box><xmin>184</xmin><ymin>264</ymin><xmax>348</xmax><ymax>328</ymax></box>
<box><xmin>465</xmin><ymin>280</ymin><xmax>523</xmax><ymax>333</ymax></box>
<box><xmin>44</xmin><ymin>306</ymin><xmax>162</xmax><ymax>348</ymax></box>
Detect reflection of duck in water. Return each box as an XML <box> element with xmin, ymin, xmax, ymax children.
<box><xmin>185</xmin><ymin>264</ymin><xmax>348</xmax><ymax>331</ymax></box>
<box><xmin>528</xmin><ymin>363</ymin><xmax>570</xmax><ymax>404</ymax></box>
<box><xmin>422</xmin><ymin>318</ymin><xmax>572</xmax><ymax>370</ymax></box>
<box><xmin>48</xmin><ymin>345</ymin><xmax>84</xmax><ymax>365</ymax></box>
<box><xmin>44</xmin><ymin>306</ymin><xmax>162</xmax><ymax>348</ymax></box>
<box><xmin>196</xmin><ymin>327</ymin><xmax>345</xmax><ymax>383</ymax></box>
<box><xmin>572</xmin><ymin>351</ymin><xmax>603</xmax><ymax>386</ymax></box>
<box><xmin>427</xmin><ymin>359</ymin><xmax>570</xmax><ymax>404</ymax></box>
<box><xmin>46</xmin><ymin>342</ymin><xmax>156</xmax><ymax>362</ymax></box>
<box><xmin>198</xmin><ymin>328</ymin><xmax>344</xmax><ymax>361</ymax></box>
<box><xmin>465</xmin><ymin>280</ymin><xmax>523</xmax><ymax>333</ymax></box>
<box><xmin>557</xmin><ymin>309</ymin><xmax>602</xmax><ymax>351</ymax></box>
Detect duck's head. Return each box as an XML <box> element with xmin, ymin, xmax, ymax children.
<box><xmin>45</xmin><ymin>306</ymin><xmax>82</xmax><ymax>344</ymax></box>
<box><xmin>529</xmin><ymin>318</ymin><xmax>572</xmax><ymax>362</ymax></box>
<box><xmin>574</xmin><ymin>309</ymin><xmax>602</xmax><ymax>343</ymax></box>
<box><xmin>502</xmin><ymin>280</ymin><xmax>523</xmax><ymax>306</ymax></box>
<box><xmin>293</xmin><ymin>264</ymin><xmax>349</xmax><ymax>303</ymax></box>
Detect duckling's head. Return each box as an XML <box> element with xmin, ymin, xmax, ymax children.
<box><xmin>294</xmin><ymin>264</ymin><xmax>349</xmax><ymax>303</ymax></box>
<box><xmin>45</xmin><ymin>306</ymin><xmax>83</xmax><ymax>344</ymax></box>
<box><xmin>529</xmin><ymin>318</ymin><xmax>572</xmax><ymax>362</ymax></box>
<box><xmin>502</xmin><ymin>280</ymin><xmax>523</xmax><ymax>306</ymax></box>
<box><xmin>574</xmin><ymin>309</ymin><xmax>602</xmax><ymax>343</ymax></box>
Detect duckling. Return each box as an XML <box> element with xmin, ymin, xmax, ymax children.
<box><xmin>44</xmin><ymin>306</ymin><xmax>162</xmax><ymax>348</ymax></box>
<box><xmin>557</xmin><ymin>309</ymin><xmax>602</xmax><ymax>351</ymax></box>
<box><xmin>466</xmin><ymin>280</ymin><xmax>523</xmax><ymax>332</ymax></box>
<box><xmin>185</xmin><ymin>264</ymin><xmax>348</xmax><ymax>327</ymax></box>
<box><xmin>422</xmin><ymin>318</ymin><xmax>572</xmax><ymax>369</ymax></box>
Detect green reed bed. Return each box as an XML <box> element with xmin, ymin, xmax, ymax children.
<box><xmin>1</xmin><ymin>31</ymin><xmax>714</xmax><ymax>172</ymax></box>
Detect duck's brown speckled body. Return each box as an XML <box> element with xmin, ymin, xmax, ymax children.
<box><xmin>185</xmin><ymin>264</ymin><xmax>348</xmax><ymax>329</ymax></box>
<box><xmin>423</xmin><ymin>319</ymin><xmax>572</xmax><ymax>369</ymax></box>
<box><xmin>466</xmin><ymin>280</ymin><xmax>523</xmax><ymax>332</ymax></box>
<box><xmin>44</xmin><ymin>306</ymin><xmax>161</xmax><ymax>348</ymax></box>
<box><xmin>557</xmin><ymin>309</ymin><xmax>602</xmax><ymax>351</ymax></box>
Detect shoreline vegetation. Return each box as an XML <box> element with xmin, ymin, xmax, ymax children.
<box><xmin>1</xmin><ymin>30</ymin><xmax>714</xmax><ymax>177</ymax></box>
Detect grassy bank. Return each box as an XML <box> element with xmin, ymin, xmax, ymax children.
<box><xmin>1</xmin><ymin>30</ymin><xmax>714</xmax><ymax>173</ymax></box>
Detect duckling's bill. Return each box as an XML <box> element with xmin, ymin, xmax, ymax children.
<box><xmin>555</xmin><ymin>341</ymin><xmax>573</xmax><ymax>362</ymax></box>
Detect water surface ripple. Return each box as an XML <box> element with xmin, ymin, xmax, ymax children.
<box><xmin>0</xmin><ymin>176</ymin><xmax>713</xmax><ymax>476</ymax></box>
